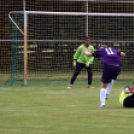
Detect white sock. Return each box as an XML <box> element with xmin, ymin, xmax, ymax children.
<box><xmin>100</xmin><ymin>88</ymin><xmax>106</xmax><ymax>105</ymax></box>
<box><xmin>106</xmin><ymin>80</ymin><xmax>114</xmax><ymax>95</ymax></box>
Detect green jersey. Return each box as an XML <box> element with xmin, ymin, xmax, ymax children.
<box><xmin>119</xmin><ymin>90</ymin><xmax>132</xmax><ymax>105</ymax></box>
<box><xmin>73</xmin><ymin>44</ymin><xmax>94</xmax><ymax>64</ymax></box>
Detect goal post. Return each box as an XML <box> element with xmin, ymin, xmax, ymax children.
<box><xmin>6</xmin><ymin>2</ymin><xmax>134</xmax><ymax>86</ymax></box>
<box><xmin>24</xmin><ymin>12</ymin><xmax>28</xmax><ymax>86</ymax></box>
<box><xmin>23</xmin><ymin>0</ymin><xmax>28</xmax><ymax>86</ymax></box>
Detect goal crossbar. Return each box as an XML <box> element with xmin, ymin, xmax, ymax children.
<box><xmin>9</xmin><ymin>11</ymin><xmax>134</xmax><ymax>21</ymax></box>
<box><xmin>8</xmin><ymin>11</ymin><xmax>134</xmax><ymax>36</ymax></box>
<box><xmin>26</xmin><ymin>11</ymin><xmax>134</xmax><ymax>17</ymax></box>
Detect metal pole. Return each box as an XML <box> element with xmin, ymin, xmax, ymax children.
<box><xmin>23</xmin><ymin>0</ymin><xmax>28</xmax><ymax>86</ymax></box>
<box><xmin>86</xmin><ymin>0</ymin><xmax>88</xmax><ymax>36</ymax></box>
<box><xmin>25</xmin><ymin>11</ymin><xmax>134</xmax><ymax>17</ymax></box>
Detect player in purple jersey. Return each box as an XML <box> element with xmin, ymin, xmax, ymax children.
<box><xmin>83</xmin><ymin>44</ymin><xmax>126</xmax><ymax>107</ymax></box>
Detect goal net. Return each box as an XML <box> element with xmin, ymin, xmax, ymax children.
<box><xmin>1</xmin><ymin>0</ymin><xmax>134</xmax><ymax>86</ymax></box>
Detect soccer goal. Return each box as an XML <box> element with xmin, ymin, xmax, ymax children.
<box><xmin>1</xmin><ymin>0</ymin><xmax>134</xmax><ymax>86</ymax></box>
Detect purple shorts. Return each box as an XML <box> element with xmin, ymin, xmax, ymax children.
<box><xmin>101</xmin><ymin>65</ymin><xmax>121</xmax><ymax>83</ymax></box>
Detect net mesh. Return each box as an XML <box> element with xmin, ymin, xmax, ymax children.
<box><xmin>0</xmin><ymin>0</ymin><xmax>134</xmax><ymax>87</ymax></box>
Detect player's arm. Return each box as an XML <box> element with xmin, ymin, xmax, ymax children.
<box><xmin>120</xmin><ymin>52</ymin><xmax>126</xmax><ymax>59</ymax></box>
<box><xmin>86</xmin><ymin>47</ymin><xmax>94</xmax><ymax>67</ymax></box>
<box><xmin>73</xmin><ymin>47</ymin><xmax>81</xmax><ymax>67</ymax></box>
<box><xmin>74</xmin><ymin>47</ymin><xmax>81</xmax><ymax>59</ymax></box>
<box><xmin>125</xmin><ymin>89</ymin><xmax>134</xmax><ymax>93</ymax></box>
<box><xmin>83</xmin><ymin>48</ymin><xmax>93</xmax><ymax>57</ymax></box>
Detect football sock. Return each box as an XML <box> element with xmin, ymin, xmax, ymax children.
<box><xmin>106</xmin><ymin>80</ymin><xmax>114</xmax><ymax>96</ymax></box>
<box><xmin>100</xmin><ymin>88</ymin><xmax>106</xmax><ymax>105</ymax></box>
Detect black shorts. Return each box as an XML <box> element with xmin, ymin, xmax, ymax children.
<box><xmin>123</xmin><ymin>93</ymin><xmax>134</xmax><ymax>107</ymax></box>
<box><xmin>102</xmin><ymin>65</ymin><xmax>121</xmax><ymax>83</ymax></box>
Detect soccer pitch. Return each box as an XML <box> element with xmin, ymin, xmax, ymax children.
<box><xmin>0</xmin><ymin>81</ymin><xmax>134</xmax><ymax>134</ymax></box>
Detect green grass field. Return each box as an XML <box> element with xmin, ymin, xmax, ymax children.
<box><xmin>0</xmin><ymin>81</ymin><xmax>134</xmax><ymax>134</ymax></box>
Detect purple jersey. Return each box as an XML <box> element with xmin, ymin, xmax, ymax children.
<box><xmin>92</xmin><ymin>47</ymin><xmax>122</xmax><ymax>65</ymax></box>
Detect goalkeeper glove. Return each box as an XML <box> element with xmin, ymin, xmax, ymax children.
<box><xmin>73</xmin><ymin>60</ymin><xmax>76</xmax><ymax>67</ymax></box>
<box><xmin>85</xmin><ymin>61</ymin><xmax>90</xmax><ymax>67</ymax></box>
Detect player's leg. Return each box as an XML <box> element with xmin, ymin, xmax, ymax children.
<box><xmin>99</xmin><ymin>65</ymin><xmax>121</xmax><ymax>106</ymax></box>
<box><xmin>99</xmin><ymin>82</ymin><xmax>108</xmax><ymax>107</ymax></box>
<box><xmin>106</xmin><ymin>79</ymin><xmax>114</xmax><ymax>99</ymax></box>
<box><xmin>67</xmin><ymin>62</ymin><xmax>85</xmax><ymax>88</ymax></box>
<box><xmin>105</xmin><ymin>66</ymin><xmax>121</xmax><ymax>98</ymax></box>
<box><xmin>85</xmin><ymin>65</ymin><xmax>94</xmax><ymax>88</ymax></box>
<box><xmin>99</xmin><ymin>65</ymin><xmax>112</xmax><ymax>107</ymax></box>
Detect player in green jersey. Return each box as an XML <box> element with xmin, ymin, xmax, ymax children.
<box><xmin>119</xmin><ymin>82</ymin><xmax>134</xmax><ymax>107</ymax></box>
<box><xmin>67</xmin><ymin>36</ymin><xmax>94</xmax><ymax>89</ymax></box>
